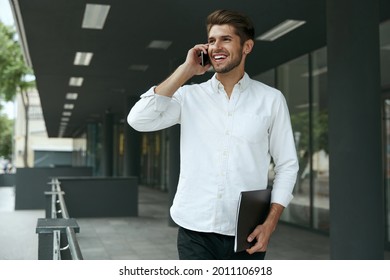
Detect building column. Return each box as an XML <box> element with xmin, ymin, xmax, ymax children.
<box><xmin>327</xmin><ymin>0</ymin><xmax>384</xmax><ymax>259</ymax></box>
<box><xmin>123</xmin><ymin>96</ymin><xmax>140</xmax><ymax>177</ymax></box>
<box><xmin>102</xmin><ymin>110</ymin><xmax>114</xmax><ymax>177</ymax></box>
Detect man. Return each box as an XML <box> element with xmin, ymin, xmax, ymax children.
<box><xmin>128</xmin><ymin>9</ymin><xmax>298</xmax><ymax>260</ymax></box>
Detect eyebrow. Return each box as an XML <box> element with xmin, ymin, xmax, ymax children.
<box><xmin>208</xmin><ymin>35</ymin><xmax>233</xmax><ymax>41</ymax></box>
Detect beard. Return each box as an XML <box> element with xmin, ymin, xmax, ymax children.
<box><xmin>212</xmin><ymin>50</ymin><xmax>243</xmax><ymax>74</ymax></box>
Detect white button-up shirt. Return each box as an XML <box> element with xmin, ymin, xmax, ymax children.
<box><xmin>128</xmin><ymin>73</ymin><xmax>298</xmax><ymax>236</ymax></box>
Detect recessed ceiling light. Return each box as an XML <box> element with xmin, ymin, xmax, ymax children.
<box><xmin>129</xmin><ymin>64</ymin><xmax>149</xmax><ymax>71</ymax></box>
<box><xmin>66</xmin><ymin>93</ymin><xmax>78</xmax><ymax>100</ymax></box>
<box><xmin>82</xmin><ymin>4</ymin><xmax>111</xmax><ymax>29</ymax></box>
<box><xmin>62</xmin><ymin>111</ymin><xmax>72</xmax><ymax>117</ymax></box>
<box><xmin>64</xmin><ymin>103</ymin><xmax>74</xmax><ymax>110</ymax></box>
<box><xmin>69</xmin><ymin>77</ymin><xmax>84</xmax><ymax>87</ymax></box>
<box><xmin>74</xmin><ymin>52</ymin><xmax>93</xmax><ymax>66</ymax></box>
<box><xmin>256</xmin><ymin>19</ymin><xmax>306</xmax><ymax>41</ymax></box>
<box><xmin>147</xmin><ymin>40</ymin><xmax>172</xmax><ymax>50</ymax></box>
<box><xmin>61</xmin><ymin>117</ymin><xmax>70</xmax><ymax>122</ymax></box>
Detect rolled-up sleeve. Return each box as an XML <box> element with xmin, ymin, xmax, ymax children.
<box><xmin>127</xmin><ymin>86</ymin><xmax>181</xmax><ymax>132</ymax></box>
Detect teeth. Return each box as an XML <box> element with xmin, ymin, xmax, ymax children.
<box><xmin>214</xmin><ymin>55</ymin><xmax>226</xmax><ymax>60</ymax></box>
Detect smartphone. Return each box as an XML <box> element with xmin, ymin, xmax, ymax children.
<box><xmin>200</xmin><ymin>51</ymin><xmax>210</xmax><ymax>66</ymax></box>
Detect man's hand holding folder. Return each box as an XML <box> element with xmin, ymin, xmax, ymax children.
<box><xmin>246</xmin><ymin>203</ymin><xmax>285</xmax><ymax>255</ymax></box>
<box><xmin>234</xmin><ymin>189</ymin><xmax>286</xmax><ymax>254</ymax></box>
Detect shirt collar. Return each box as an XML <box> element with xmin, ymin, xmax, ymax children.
<box><xmin>210</xmin><ymin>72</ymin><xmax>250</xmax><ymax>93</ymax></box>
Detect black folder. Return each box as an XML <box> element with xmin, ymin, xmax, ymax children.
<box><xmin>234</xmin><ymin>188</ymin><xmax>271</xmax><ymax>252</ymax></box>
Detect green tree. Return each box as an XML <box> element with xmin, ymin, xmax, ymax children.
<box><xmin>290</xmin><ymin>109</ymin><xmax>328</xmax><ymax>154</ymax></box>
<box><xmin>0</xmin><ymin>21</ymin><xmax>35</xmax><ymax>166</ymax></box>
<box><xmin>0</xmin><ymin>113</ymin><xmax>13</xmax><ymax>159</ymax></box>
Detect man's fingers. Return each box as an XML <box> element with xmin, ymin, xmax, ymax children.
<box><xmin>246</xmin><ymin>241</ymin><xmax>266</xmax><ymax>254</ymax></box>
<box><xmin>246</xmin><ymin>225</ymin><xmax>268</xmax><ymax>254</ymax></box>
<box><xmin>247</xmin><ymin>225</ymin><xmax>261</xmax><ymax>242</ymax></box>
<box><xmin>193</xmin><ymin>44</ymin><xmax>208</xmax><ymax>54</ymax></box>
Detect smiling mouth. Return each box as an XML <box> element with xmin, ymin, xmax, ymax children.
<box><xmin>212</xmin><ymin>54</ymin><xmax>227</xmax><ymax>62</ymax></box>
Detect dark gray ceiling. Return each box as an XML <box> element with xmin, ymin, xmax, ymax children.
<box><xmin>11</xmin><ymin>0</ymin><xmax>390</xmax><ymax>137</ymax></box>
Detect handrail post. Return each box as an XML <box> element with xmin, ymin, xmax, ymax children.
<box><xmin>36</xmin><ymin>230</ymin><xmax>55</xmax><ymax>260</ymax></box>
<box><xmin>36</xmin><ymin>218</ymin><xmax>80</xmax><ymax>260</ymax></box>
<box><xmin>38</xmin><ymin>178</ymin><xmax>83</xmax><ymax>260</ymax></box>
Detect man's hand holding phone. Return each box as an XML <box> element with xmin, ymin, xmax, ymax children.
<box><xmin>154</xmin><ymin>44</ymin><xmax>210</xmax><ymax>97</ymax></box>
<box><xmin>181</xmin><ymin>44</ymin><xmax>211</xmax><ymax>78</ymax></box>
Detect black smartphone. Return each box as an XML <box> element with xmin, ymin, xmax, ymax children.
<box><xmin>200</xmin><ymin>51</ymin><xmax>210</xmax><ymax>66</ymax></box>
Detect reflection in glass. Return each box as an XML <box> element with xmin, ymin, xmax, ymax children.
<box><xmin>276</xmin><ymin>54</ymin><xmax>311</xmax><ymax>228</ymax></box>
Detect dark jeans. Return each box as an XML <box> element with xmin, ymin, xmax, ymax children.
<box><xmin>177</xmin><ymin>227</ymin><xmax>266</xmax><ymax>260</ymax></box>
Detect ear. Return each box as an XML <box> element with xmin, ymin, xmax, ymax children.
<box><xmin>243</xmin><ymin>39</ymin><xmax>254</xmax><ymax>55</ymax></box>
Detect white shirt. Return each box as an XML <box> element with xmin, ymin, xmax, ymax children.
<box><xmin>128</xmin><ymin>73</ymin><xmax>298</xmax><ymax>236</ymax></box>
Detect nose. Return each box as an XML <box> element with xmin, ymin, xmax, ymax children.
<box><xmin>213</xmin><ymin>39</ymin><xmax>222</xmax><ymax>49</ymax></box>
<box><xmin>210</xmin><ymin>40</ymin><xmax>223</xmax><ymax>53</ymax></box>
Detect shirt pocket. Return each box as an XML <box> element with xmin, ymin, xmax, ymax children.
<box><xmin>233</xmin><ymin>114</ymin><xmax>270</xmax><ymax>144</ymax></box>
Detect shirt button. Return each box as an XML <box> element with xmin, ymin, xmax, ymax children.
<box><xmin>225</xmin><ymin>131</ymin><xmax>230</xmax><ymax>135</ymax></box>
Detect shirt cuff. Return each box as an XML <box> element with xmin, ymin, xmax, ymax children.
<box><xmin>270</xmin><ymin>188</ymin><xmax>294</xmax><ymax>207</ymax></box>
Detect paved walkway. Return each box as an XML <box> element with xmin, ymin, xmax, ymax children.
<box><xmin>0</xmin><ymin>185</ymin><xmax>388</xmax><ymax>260</ymax></box>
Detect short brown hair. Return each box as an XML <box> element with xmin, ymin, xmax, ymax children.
<box><xmin>206</xmin><ymin>9</ymin><xmax>255</xmax><ymax>44</ymax></box>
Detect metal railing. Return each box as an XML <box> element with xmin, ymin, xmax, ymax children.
<box><xmin>36</xmin><ymin>178</ymin><xmax>83</xmax><ymax>260</ymax></box>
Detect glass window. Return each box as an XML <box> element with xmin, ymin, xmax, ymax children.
<box><xmin>311</xmin><ymin>47</ymin><xmax>329</xmax><ymax>232</ymax></box>
<box><xmin>86</xmin><ymin>123</ymin><xmax>102</xmax><ymax>176</ymax></box>
<box><xmin>270</xmin><ymin>49</ymin><xmax>330</xmax><ymax>232</ymax></box>
<box><xmin>140</xmin><ymin>131</ymin><xmax>163</xmax><ymax>188</ymax></box>
<box><xmin>72</xmin><ymin>134</ymin><xmax>87</xmax><ymax>166</ymax></box>
<box><xmin>276</xmin><ymin>54</ymin><xmax>311</xmax><ymax>228</ymax></box>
